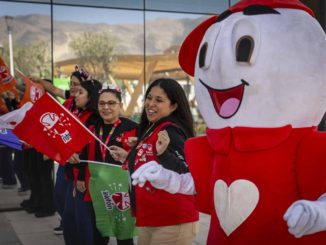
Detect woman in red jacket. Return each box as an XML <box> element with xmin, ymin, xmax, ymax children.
<box><xmin>110</xmin><ymin>78</ymin><xmax>199</xmax><ymax>245</ymax></box>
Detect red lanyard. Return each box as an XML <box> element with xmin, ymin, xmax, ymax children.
<box><xmin>99</xmin><ymin>119</ymin><xmax>120</xmax><ymax>161</ymax></box>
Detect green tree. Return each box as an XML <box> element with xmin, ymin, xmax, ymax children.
<box><xmin>2</xmin><ymin>40</ymin><xmax>51</xmax><ymax>78</ymax></box>
<box><xmin>69</xmin><ymin>31</ymin><xmax>118</xmax><ymax>81</ymax></box>
<box><xmin>14</xmin><ymin>40</ymin><xmax>51</xmax><ymax>78</ymax></box>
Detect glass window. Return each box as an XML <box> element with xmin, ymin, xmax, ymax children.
<box><xmin>0</xmin><ymin>1</ymin><xmax>51</xmax><ymax>209</ymax></box>
<box><xmin>53</xmin><ymin>5</ymin><xmax>144</xmax><ymax>119</ymax></box>
<box><xmin>145</xmin><ymin>11</ymin><xmax>209</xmax><ymax>134</ymax></box>
<box><xmin>231</xmin><ymin>0</ymin><xmax>241</xmax><ymax>6</ymax></box>
<box><xmin>145</xmin><ymin>0</ymin><xmax>228</xmax><ymax>14</ymax></box>
<box><xmin>0</xmin><ymin>1</ymin><xmax>51</xmax><ymax>78</ymax></box>
<box><xmin>0</xmin><ymin>0</ymin><xmax>50</xmax><ymax>2</ymax></box>
<box><xmin>53</xmin><ymin>0</ymin><xmax>143</xmax><ymax>10</ymax></box>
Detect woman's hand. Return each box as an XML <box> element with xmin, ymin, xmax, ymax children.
<box><xmin>109</xmin><ymin>145</ymin><xmax>128</xmax><ymax>162</ymax></box>
<box><xmin>156</xmin><ymin>130</ymin><xmax>170</xmax><ymax>156</ymax></box>
<box><xmin>76</xmin><ymin>180</ymin><xmax>86</xmax><ymax>192</ymax></box>
<box><xmin>68</xmin><ymin>153</ymin><xmax>80</xmax><ymax>164</ymax></box>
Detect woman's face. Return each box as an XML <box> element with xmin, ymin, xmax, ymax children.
<box><xmin>145</xmin><ymin>86</ymin><xmax>177</xmax><ymax>123</ymax></box>
<box><xmin>69</xmin><ymin>75</ymin><xmax>81</xmax><ymax>96</ymax></box>
<box><xmin>98</xmin><ymin>92</ymin><xmax>121</xmax><ymax>124</ymax></box>
<box><xmin>75</xmin><ymin>86</ymin><xmax>89</xmax><ymax>109</ymax></box>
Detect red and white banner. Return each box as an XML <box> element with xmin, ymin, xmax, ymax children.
<box><xmin>16</xmin><ymin>69</ymin><xmax>44</xmax><ymax>106</ymax></box>
<box><xmin>13</xmin><ymin>93</ymin><xmax>93</xmax><ymax>164</ymax></box>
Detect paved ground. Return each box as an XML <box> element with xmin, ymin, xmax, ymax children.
<box><xmin>0</xmin><ymin>186</ymin><xmax>209</xmax><ymax>245</ymax></box>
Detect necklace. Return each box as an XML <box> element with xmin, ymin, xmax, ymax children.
<box><xmin>143</xmin><ymin>123</ymin><xmax>156</xmax><ymax>138</ymax></box>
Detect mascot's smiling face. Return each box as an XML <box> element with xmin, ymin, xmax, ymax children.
<box><xmin>181</xmin><ymin>3</ymin><xmax>326</xmax><ymax>129</ymax></box>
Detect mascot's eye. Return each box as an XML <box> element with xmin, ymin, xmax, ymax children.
<box><xmin>236</xmin><ymin>36</ymin><xmax>254</xmax><ymax>62</ymax></box>
<box><xmin>199</xmin><ymin>42</ymin><xmax>208</xmax><ymax>68</ymax></box>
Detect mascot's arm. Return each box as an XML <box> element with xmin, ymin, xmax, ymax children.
<box><xmin>185</xmin><ymin>136</ymin><xmax>214</xmax><ymax>214</ymax></box>
<box><xmin>284</xmin><ymin>130</ymin><xmax>326</xmax><ymax>237</ymax></box>
<box><xmin>131</xmin><ymin>161</ymin><xmax>195</xmax><ymax>195</ymax></box>
<box><xmin>131</xmin><ymin>136</ymin><xmax>214</xmax><ymax>214</ymax></box>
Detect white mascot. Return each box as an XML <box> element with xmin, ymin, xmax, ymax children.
<box><xmin>132</xmin><ymin>0</ymin><xmax>326</xmax><ymax>244</ymax></box>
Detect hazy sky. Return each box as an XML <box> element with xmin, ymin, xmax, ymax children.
<box><xmin>0</xmin><ymin>1</ymin><xmax>203</xmax><ymax>25</ymax></box>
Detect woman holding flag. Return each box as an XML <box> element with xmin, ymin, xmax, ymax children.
<box><xmin>61</xmin><ymin>78</ymin><xmax>102</xmax><ymax>245</ymax></box>
<box><xmin>31</xmin><ymin>67</ymin><xmax>92</xmax><ymax>234</ymax></box>
<box><xmin>71</xmin><ymin>84</ymin><xmax>137</xmax><ymax>245</ymax></box>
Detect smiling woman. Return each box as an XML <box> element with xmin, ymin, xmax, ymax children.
<box><xmin>75</xmin><ymin>84</ymin><xmax>138</xmax><ymax>244</ymax></box>
<box><xmin>98</xmin><ymin>88</ymin><xmax>122</xmax><ymax>124</ymax></box>
<box><xmin>109</xmin><ymin>78</ymin><xmax>199</xmax><ymax>245</ymax></box>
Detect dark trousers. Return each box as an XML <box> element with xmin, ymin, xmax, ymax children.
<box><xmin>0</xmin><ymin>146</ymin><xmax>16</xmax><ymax>185</ymax></box>
<box><xmin>13</xmin><ymin>149</ymin><xmax>29</xmax><ymax>189</ymax></box>
<box><xmin>39</xmin><ymin>159</ymin><xmax>54</xmax><ymax>211</ymax></box>
<box><xmin>26</xmin><ymin>148</ymin><xmax>54</xmax><ymax>211</ymax></box>
<box><xmin>53</xmin><ymin>165</ymin><xmax>68</xmax><ymax>227</ymax></box>
<box><xmin>63</xmin><ymin>179</ymin><xmax>93</xmax><ymax>245</ymax></box>
<box><xmin>116</xmin><ymin>238</ymin><xmax>134</xmax><ymax>245</ymax></box>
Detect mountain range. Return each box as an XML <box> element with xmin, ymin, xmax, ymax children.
<box><xmin>0</xmin><ymin>14</ymin><xmax>208</xmax><ymax>61</ymax></box>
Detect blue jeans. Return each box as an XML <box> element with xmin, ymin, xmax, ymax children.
<box><xmin>63</xmin><ymin>179</ymin><xmax>93</xmax><ymax>245</ymax></box>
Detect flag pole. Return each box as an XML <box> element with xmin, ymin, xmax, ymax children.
<box><xmin>46</xmin><ymin>92</ymin><xmax>112</xmax><ymax>153</ymax></box>
<box><xmin>80</xmin><ymin>160</ymin><xmax>121</xmax><ymax>167</ymax></box>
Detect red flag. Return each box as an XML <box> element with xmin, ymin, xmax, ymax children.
<box><xmin>13</xmin><ymin>93</ymin><xmax>93</xmax><ymax>164</ymax></box>
<box><xmin>0</xmin><ymin>57</ymin><xmax>16</xmax><ymax>92</ymax></box>
<box><xmin>16</xmin><ymin>69</ymin><xmax>44</xmax><ymax>106</ymax></box>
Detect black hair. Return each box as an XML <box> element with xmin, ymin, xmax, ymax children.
<box><xmin>99</xmin><ymin>88</ymin><xmax>122</xmax><ymax>102</ymax></box>
<box><xmin>71</xmin><ymin>71</ymin><xmax>86</xmax><ymax>83</ymax></box>
<box><xmin>139</xmin><ymin>78</ymin><xmax>194</xmax><ymax>137</ymax></box>
<box><xmin>79</xmin><ymin>79</ymin><xmax>102</xmax><ymax>113</ymax></box>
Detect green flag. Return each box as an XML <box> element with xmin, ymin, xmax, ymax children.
<box><xmin>88</xmin><ymin>161</ymin><xmax>137</xmax><ymax>240</ymax></box>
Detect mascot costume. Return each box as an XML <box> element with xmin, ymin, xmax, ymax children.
<box><xmin>131</xmin><ymin>0</ymin><xmax>326</xmax><ymax>244</ymax></box>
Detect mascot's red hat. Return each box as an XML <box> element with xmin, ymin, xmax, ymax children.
<box><xmin>179</xmin><ymin>0</ymin><xmax>314</xmax><ymax>76</ymax></box>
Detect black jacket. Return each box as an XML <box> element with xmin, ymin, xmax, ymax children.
<box><xmin>127</xmin><ymin>115</ymin><xmax>192</xmax><ymax>176</ymax></box>
<box><xmin>77</xmin><ymin>116</ymin><xmax>137</xmax><ymax>181</ymax></box>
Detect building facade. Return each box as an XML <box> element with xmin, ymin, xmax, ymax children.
<box><xmin>0</xmin><ymin>0</ymin><xmax>325</xmax><ymax>130</ymax></box>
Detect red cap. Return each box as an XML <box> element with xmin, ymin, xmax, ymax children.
<box><xmin>230</xmin><ymin>0</ymin><xmax>314</xmax><ymax>17</ymax></box>
<box><xmin>179</xmin><ymin>0</ymin><xmax>313</xmax><ymax>76</ymax></box>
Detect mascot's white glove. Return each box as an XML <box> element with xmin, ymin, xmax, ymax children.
<box><xmin>131</xmin><ymin>161</ymin><xmax>195</xmax><ymax>195</ymax></box>
<box><xmin>284</xmin><ymin>194</ymin><xmax>326</xmax><ymax>238</ymax></box>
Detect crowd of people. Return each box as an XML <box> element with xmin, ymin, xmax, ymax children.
<box><xmin>0</xmin><ymin>66</ymin><xmax>200</xmax><ymax>245</ymax></box>
<box><xmin>1</xmin><ymin>88</ymin><xmax>55</xmax><ymax>218</ymax></box>
<box><xmin>0</xmin><ymin>90</ymin><xmax>27</xmax><ymax>194</ymax></box>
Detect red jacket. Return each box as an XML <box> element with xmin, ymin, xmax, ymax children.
<box><xmin>132</xmin><ymin>121</ymin><xmax>199</xmax><ymax>226</ymax></box>
<box><xmin>186</xmin><ymin>126</ymin><xmax>326</xmax><ymax>245</ymax></box>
